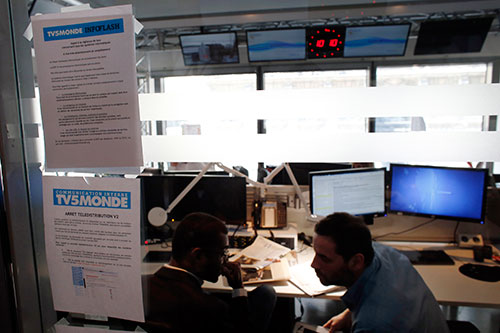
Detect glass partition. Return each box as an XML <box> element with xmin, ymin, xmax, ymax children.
<box><xmin>1</xmin><ymin>1</ymin><xmax>499</xmax><ymax>332</ymax></box>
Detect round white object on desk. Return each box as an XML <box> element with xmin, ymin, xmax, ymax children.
<box><xmin>148</xmin><ymin>207</ymin><xmax>167</xmax><ymax>227</ymax></box>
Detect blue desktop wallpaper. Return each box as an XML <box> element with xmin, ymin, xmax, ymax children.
<box><xmin>344</xmin><ymin>25</ymin><xmax>409</xmax><ymax>57</ymax></box>
<box><xmin>390</xmin><ymin>166</ymin><xmax>485</xmax><ymax>220</ymax></box>
<box><xmin>247</xmin><ymin>29</ymin><xmax>305</xmax><ymax>61</ymax></box>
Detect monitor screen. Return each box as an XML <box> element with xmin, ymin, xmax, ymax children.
<box><xmin>246</xmin><ymin>29</ymin><xmax>306</xmax><ymax>62</ymax></box>
<box><xmin>179</xmin><ymin>32</ymin><xmax>239</xmax><ymax>66</ymax></box>
<box><xmin>414</xmin><ymin>17</ymin><xmax>493</xmax><ymax>55</ymax></box>
<box><xmin>309</xmin><ymin>168</ymin><xmax>386</xmax><ymax>217</ymax></box>
<box><xmin>141</xmin><ymin>175</ymin><xmax>247</xmax><ymax>229</ymax></box>
<box><xmin>344</xmin><ymin>24</ymin><xmax>410</xmax><ymax>57</ymax></box>
<box><xmin>389</xmin><ymin>164</ymin><xmax>488</xmax><ymax>223</ymax></box>
<box><xmin>270</xmin><ymin>163</ymin><xmax>352</xmax><ymax>185</ymax></box>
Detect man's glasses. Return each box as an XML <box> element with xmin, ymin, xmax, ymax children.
<box><xmin>204</xmin><ymin>247</ymin><xmax>229</xmax><ymax>262</ymax></box>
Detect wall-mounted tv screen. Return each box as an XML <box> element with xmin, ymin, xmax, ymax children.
<box><xmin>344</xmin><ymin>24</ymin><xmax>410</xmax><ymax>57</ymax></box>
<box><xmin>179</xmin><ymin>32</ymin><xmax>239</xmax><ymax>66</ymax></box>
<box><xmin>414</xmin><ymin>17</ymin><xmax>493</xmax><ymax>55</ymax></box>
<box><xmin>247</xmin><ymin>28</ymin><xmax>306</xmax><ymax>62</ymax></box>
<box><xmin>389</xmin><ymin>164</ymin><xmax>488</xmax><ymax>223</ymax></box>
<box><xmin>309</xmin><ymin>168</ymin><xmax>386</xmax><ymax>218</ymax></box>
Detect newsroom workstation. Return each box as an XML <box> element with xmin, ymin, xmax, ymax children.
<box><xmin>4</xmin><ymin>1</ymin><xmax>500</xmax><ymax>332</ymax></box>
<box><xmin>139</xmin><ymin>162</ymin><xmax>500</xmax><ymax>310</ymax></box>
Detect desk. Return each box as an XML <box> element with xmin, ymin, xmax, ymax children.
<box><xmin>141</xmin><ymin>241</ymin><xmax>500</xmax><ymax>309</ymax></box>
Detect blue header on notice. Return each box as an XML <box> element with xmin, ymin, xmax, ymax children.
<box><xmin>53</xmin><ymin>188</ymin><xmax>131</xmax><ymax>209</ymax></box>
<box><xmin>43</xmin><ymin>18</ymin><xmax>124</xmax><ymax>41</ymax></box>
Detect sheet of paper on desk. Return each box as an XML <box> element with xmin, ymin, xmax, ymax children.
<box><xmin>230</xmin><ymin>235</ymin><xmax>291</xmax><ymax>266</ymax></box>
<box><xmin>293</xmin><ymin>322</ymin><xmax>329</xmax><ymax>333</ymax></box>
<box><xmin>289</xmin><ymin>261</ymin><xmax>344</xmax><ymax>297</ymax></box>
<box><xmin>242</xmin><ymin>258</ymin><xmax>290</xmax><ymax>285</ymax></box>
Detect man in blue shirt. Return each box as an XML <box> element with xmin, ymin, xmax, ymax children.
<box><xmin>311</xmin><ymin>213</ymin><xmax>449</xmax><ymax>332</ymax></box>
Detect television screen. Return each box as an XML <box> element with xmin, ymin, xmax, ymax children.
<box><xmin>344</xmin><ymin>24</ymin><xmax>410</xmax><ymax>57</ymax></box>
<box><xmin>414</xmin><ymin>17</ymin><xmax>493</xmax><ymax>55</ymax></box>
<box><xmin>247</xmin><ymin>29</ymin><xmax>306</xmax><ymax>62</ymax></box>
<box><xmin>141</xmin><ymin>175</ymin><xmax>247</xmax><ymax>236</ymax></box>
<box><xmin>179</xmin><ymin>32</ymin><xmax>239</xmax><ymax>65</ymax></box>
<box><xmin>389</xmin><ymin>164</ymin><xmax>488</xmax><ymax>223</ymax></box>
<box><xmin>309</xmin><ymin>168</ymin><xmax>386</xmax><ymax>218</ymax></box>
<box><xmin>269</xmin><ymin>163</ymin><xmax>352</xmax><ymax>185</ymax></box>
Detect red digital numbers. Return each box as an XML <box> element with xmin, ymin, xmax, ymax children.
<box><xmin>316</xmin><ymin>39</ymin><xmax>338</xmax><ymax>48</ymax></box>
<box><xmin>307</xmin><ymin>26</ymin><xmax>345</xmax><ymax>59</ymax></box>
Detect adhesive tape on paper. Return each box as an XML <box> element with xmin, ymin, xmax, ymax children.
<box><xmin>148</xmin><ymin>207</ymin><xmax>167</xmax><ymax>227</ymax></box>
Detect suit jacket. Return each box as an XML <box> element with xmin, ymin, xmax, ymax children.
<box><xmin>141</xmin><ymin>266</ymin><xmax>250</xmax><ymax>333</ymax></box>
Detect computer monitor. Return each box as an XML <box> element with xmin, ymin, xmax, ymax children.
<box><xmin>309</xmin><ymin>168</ymin><xmax>386</xmax><ymax>223</ymax></box>
<box><xmin>140</xmin><ymin>175</ymin><xmax>247</xmax><ymax>242</ymax></box>
<box><xmin>246</xmin><ymin>28</ymin><xmax>306</xmax><ymax>62</ymax></box>
<box><xmin>270</xmin><ymin>163</ymin><xmax>352</xmax><ymax>185</ymax></box>
<box><xmin>344</xmin><ymin>24</ymin><xmax>410</xmax><ymax>57</ymax></box>
<box><xmin>414</xmin><ymin>17</ymin><xmax>493</xmax><ymax>55</ymax></box>
<box><xmin>179</xmin><ymin>32</ymin><xmax>239</xmax><ymax>66</ymax></box>
<box><xmin>389</xmin><ymin>164</ymin><xmax>488</xmax><ymax>223</ymax></box>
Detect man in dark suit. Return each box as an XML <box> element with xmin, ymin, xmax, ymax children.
<box><xmin>141</xmin><ymin>212</ymin><xmax>276</xmax><ymax>332</ymax></box>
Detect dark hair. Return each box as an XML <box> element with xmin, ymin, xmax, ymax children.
<box><xmin>172</xmin><ymin>212</ymin><xmax>228</xmax><ymax>261</ymax></box>
<box><xmin>314</xmin><ymin>213</ymin><xmax>374</xmax><ymax>266</ymax></box>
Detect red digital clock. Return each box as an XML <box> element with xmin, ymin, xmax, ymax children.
<box><xmin>307</xmin><ymin>26</ymin><xmax>346</xmax><ymax>59</ymax></box>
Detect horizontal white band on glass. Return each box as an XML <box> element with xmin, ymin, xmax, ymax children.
<box><xmin>142</xmin><ymin>132</ymin><xmax>500</xmax><ymax>163</ymax></box>
<box><xmin>139</xmin><ymin>84</ymin><xmax>500</xmax><ymax>120</ymax></box>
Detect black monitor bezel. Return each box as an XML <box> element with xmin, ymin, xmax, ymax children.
<box><xmin>343</xmin><ymin>23</ymin><xmax>411</xmax><ymax>58</ymax></box>
<box><xmin>309</xmin><ymin>167</ymin><xmax>387</xmax><ymax>218</ymax></box>
<box><xmin>179</xmin><ymin>31</ymin><xmax>240</xmax><ymax>66</ymax></box>
<box><xmin>413</xmin><ymin>17</ymin><xmax>494</xmax><ymax>55</ymax></box>
<box><xmin>388</xmin><ymin>163</ymin><xmax>488</xmax><ymax>223</ymax></box>
<box><xmin>246</xmin><ymin>28</ymin><xmax>307</xmax><ymax>63</ymax></box>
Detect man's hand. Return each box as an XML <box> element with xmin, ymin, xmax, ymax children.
<box><xmin>323</xmin><ymin>309</ymin><xmax>352</xmax><ymax>333</ymax></box>
<box><xmin>222</xmin><ymin>261</ymin><xmax>243</xmax><ymax>289</ymax></box>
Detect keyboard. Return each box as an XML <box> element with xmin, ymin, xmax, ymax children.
<box><xmin>229</xmin><ymin>235</ymin><xmax>255</xmax><ymax>249</ymax></box>
<box><xmin>399</xmin><ymin>250</ymin><xmax>455</xmax><ymax>265</ymax></box>
<box><xmin>229</xmin><ymin>235</ymin><xmax>295</xmax><ymax>250</ymax></box>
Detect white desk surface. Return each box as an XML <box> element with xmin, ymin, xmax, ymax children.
<box><xmin>141</xmin><ymin>241</ymin><xmax>500</xmax><ymax>308</ymax></box>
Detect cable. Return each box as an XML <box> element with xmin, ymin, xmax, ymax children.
<box><xmin>452</xmin><ymin>221</ymin><xmax>460</xmax><ymax>243</ymax></box>
<box><xmin>373</xmin><ymin>217</ymin><xmax>437</xmax><ymax>240</ymax></box>
<box><xmin>231</xmin><ymin>224</ymin><xmax>242</xmax><ymax>238</ymax></box>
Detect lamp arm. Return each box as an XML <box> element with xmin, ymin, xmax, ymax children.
<box><xmin>165</xmin><ymin>162</ymin><xmax>215</xmax><ymax>214</ymax></box>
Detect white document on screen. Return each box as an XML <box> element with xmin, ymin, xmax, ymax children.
<box><xmin>43</xmin><ymin>176</ymin><xmax>144</xmax><ymax>322</ymax></box>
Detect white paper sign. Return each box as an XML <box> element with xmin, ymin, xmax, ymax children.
<box><xmin>31</xmin><ymin>5</ymin><xmax>143</xmax><ymax>169</ymax></box>
<box><xmin>43</xmin><ymin>176</ymin><xmax>144</xmax><ymax>322</ymax></box>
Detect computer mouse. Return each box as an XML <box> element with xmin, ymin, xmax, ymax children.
<box><xmin>459</xmin><ymin>263</ymin><xmax>500</xmax><ymax>282</ymax></box>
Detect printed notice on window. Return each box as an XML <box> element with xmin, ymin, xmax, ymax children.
<box><xmin>31</xmin><ymin>5</ymin><xmax>143</xmax><ymax>169</ymax></box>
<box><xmin>43</xmin><ymin>176</ymin><xmax>144</xmax><ymax>322</ymax></box>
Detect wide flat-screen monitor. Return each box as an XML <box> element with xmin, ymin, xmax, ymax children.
<box><xmin>414</xmin><ymin>17</ymin><xmax>493</xmax><ymax>55</ymax></box>
<box><xmin>270</xmin><ymin>163</ymin><xmax>352</xmax><ymax>185</ymax></box>
<box><xmin>309</xmin><ymin>168</ymin><xmax>386</xmax><ymax>218</ymax></box>
<box><xmin>141</xmin><ymin>175</ymin><xmax>247</xmax><ymax>228</ymax></box>
<box><xmin>344</xmin><ymin>24</ymin><xmax>410</xmax><ymax>57</ymax></box>
<box><xmin>246</xmin><ymin>29</ymin><xmax>306</xmax><ymax>62</ymax></box>
<box><xmin>389</xmin><ymin>164</ymin><xmax>488</xmax><ymax>223</ymax></box>
<box><xmin>179</xmin><ymin>32</ymin><xmax>239</xmax><ymax>66</ymax></box>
